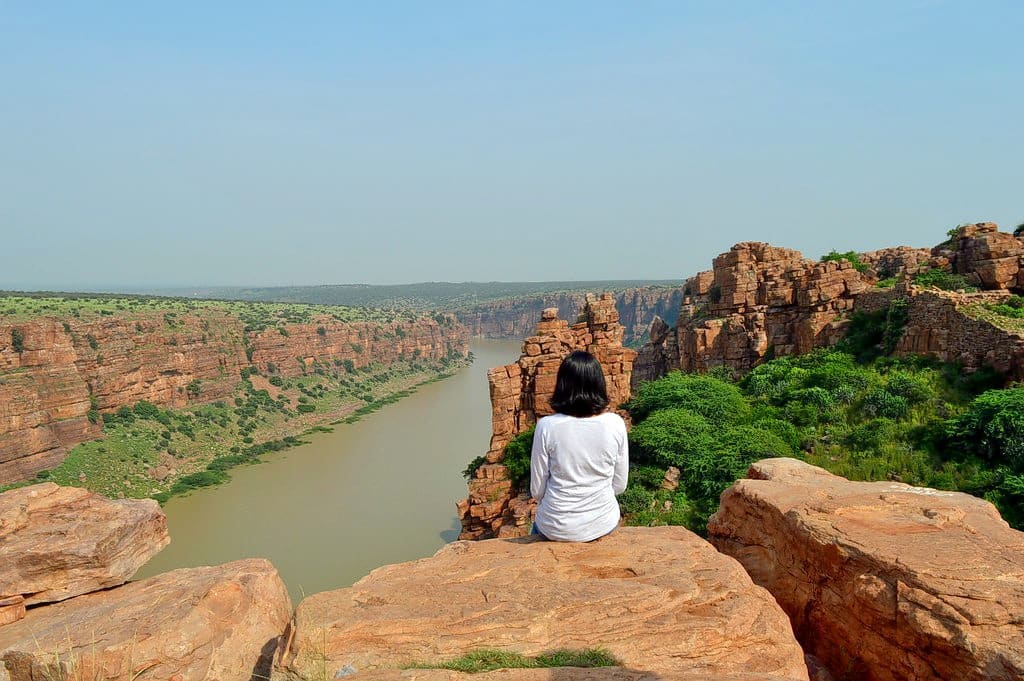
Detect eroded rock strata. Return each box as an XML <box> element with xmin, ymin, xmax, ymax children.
<box><xmin>0</xmin><ymin>483</ymin><xmax>169</xmax><ymax>609</ymax></box>
<box><xmin>455</xmin><ymin>286</ymin><xmax>684</xmax><ymax>344</ymax></box>
<box><xmin>708</xmin><ymin>458</ymin><xmax>1024</xmax><ymax>681</ymax></box>
<box><xmin>458</xmin><ymin>294</ymin><xmax>636</xmax><ymax>540</ymax></box>
<box><xmin>273</xmin><ymin>526</ymin><xmax>810</xmax><ymax>681</ymax></box>
<box><xmin>634</xmin><ymin>223</ymin><xmax>1024</xmax><ymax>384</ymax></box>
<box><xmin>0</xmin><ymin>559</ymin><xmax>292</xmax><ymax>681</ymax></box>
<box><xmin>0</xmin><ymin>311</ymin><xmax>468</xmax><ymax>483</ymax></box>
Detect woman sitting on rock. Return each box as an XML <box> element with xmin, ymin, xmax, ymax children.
<box><xmin>530</xmin><ymin>350</ymin><xmax>629</xmax><ymax>542</ymax></box>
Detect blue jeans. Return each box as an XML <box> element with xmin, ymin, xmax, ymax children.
<box><xmin>530</xmin><ymin>522</ymin><xmax>548</xmax><ymax>540</ymax></box>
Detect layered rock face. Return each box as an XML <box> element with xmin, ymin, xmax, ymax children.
<box><xmin>249</xmin><ymin>316</ymin><xmax>466</xmax><ymax>378</ymax></box>
<box><xmin>458</xmin><ymin>294</ymin><xmax>636</xmax><ymax>540</ymax></box>
<box><xmin>0</xmin><ymin>559</ymin><xmax>292</xmax><ymax>681</ymax></box>
<box><xmin>708</xmin><ymin>458</ymin><xmax>1024</xmax><ymax>681</ymax></box>
<box><xmin>936</xmin><ymin>222</ymin><xmax>1024</xmax><ymax>291</ymax></box>
<box><xmin>455</xmin><ymin>287</ymin><xmax>683</xmax><ymax>344</ymax></box>
<box><xmin>856</xmin><ymin>287</ymin><xmax>1024</xmax><ymax>380</ymax></box>
<box><xmin>635</xmin><ymin>224</ymin><xmax>1024</xmax><ymax>384</ymax></box>
<box><xmin>634</xmin><ymin>243</ymin><xmax>866</xmax><ymax>384</ymax></box>
<box><xmin>273</xmin><ymin>526</ymin><xmax>809</xmax><ymax>681</ymax></box>
<box><xmin>0</xmin><ymin>483</ymin><xmax>169</xmax><ymax>607</ymax></box>
<box><xmin>0</xmin><ymin>311</ymin><xmax>468</xmax><ymax>483</ymax></box>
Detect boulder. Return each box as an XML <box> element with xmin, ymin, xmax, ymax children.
<box><xmin>274</xmin><ymin>527</ymin><xmax>809</xmax><ymax>681</ymax></box>
<box><xmin>0</xmin><ymin>559</ymin><xmax>291</xmax><ymax>681</ymax></box>
<box><xmin>708</xmin><ymin>458</ymin><xmax>1024</xmax><ymax>681</ymax></box>
<box><xmin>0</xmin><ymin>483</ymin><xmax>169</xmax><ymax>606</ymax></box>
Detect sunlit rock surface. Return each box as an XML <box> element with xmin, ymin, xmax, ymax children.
<box><xmin>274</xmin><ymin>527</ymin><xmax>809</xmax><ymax>681</ymax></box>
<box><xmin>709</xmin><ymin>458</ymin><xmax>1024</xmax><ymax>681</ymax></box>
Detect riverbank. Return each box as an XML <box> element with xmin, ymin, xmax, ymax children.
<box><xmin>1</xmin><ymin>354</ymin><xmax>470</xmax><ymax>502</ymax></box>
<box><xmin>135</xmin><ymin>339</ymin><xmax>521</xmax><ymax>601</ymax></box>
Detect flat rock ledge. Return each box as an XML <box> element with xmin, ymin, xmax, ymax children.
<box><xmin>0</xmin><ymin>483</ymin><xmax>170</xmax><ymax>607</ymax></box>
<box><xmin>273</xmin><ymin>526</ymin><xmax>809</xmax><ymax>681</ymax></box>
<box><xmin>0</xmin><ymin>558</ymin><xmax>292</xmax><ymax>681</ymax></box>
<box><xmin>708</xmin><ymin>458</ymin><xmax>1024</xmax><ymax>681</ymax></box>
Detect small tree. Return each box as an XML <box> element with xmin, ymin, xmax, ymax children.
<box><xmin>1014</xmin><ymin>222</ymin><xmax>1024</xmax><ymax>238</ymax></box>
<box><xmin>11</xmin><ymin>328</ymin><xmax>24</xmax><ymax>353</ymax></box>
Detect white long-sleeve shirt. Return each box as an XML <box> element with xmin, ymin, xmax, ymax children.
<box><xmin>530</xmin><ymin>411</ymin><xmax>629</xmax><ymax>542</ymax></box>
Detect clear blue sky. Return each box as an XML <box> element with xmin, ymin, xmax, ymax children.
<box><xmin>2</xmin><ymin>1</ymin><xmax>1022</xmax><ymax>289</ymax></box>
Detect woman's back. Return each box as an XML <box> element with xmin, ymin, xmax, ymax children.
<box><xmin>530</xmin><ymin>411</ymin><xmax>628</xmax><ymax>542</ymax></box>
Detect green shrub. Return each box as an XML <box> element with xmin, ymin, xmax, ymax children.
<box><xmin>876</xmin><ymin>277</ymin><xmax>897</xmax><ymax>289</ymax></box>
<box><xmin>946</xmin><ymin>388</ymin><xmax>1024</xmax><ymax>472</ymax></box>
<box><xmin>821</xmin><ymin>250</ymin><xmax>868</xmax><ymax>273</ymax></box>
<box><xmin>913</xmin><ymin>267</ymin><xmax>978</xmax><ymax>292</ymax></box>
<box><xmin>297</xmin><ymin>403</ymin><xmax>316</xmax><ymax>413</ymax></box>
<box><xmin>86</xmin><ymin>333</ymin><xmax>98</xmax><ymax>350</ymax></box>
<box><xmin>462</xmin><ymin>455</ymin><xmax>486</xmax><ymax>480</ymax></box>
<box><xmin>627</xmin><ymin>372</ymin><xmax>749</xmax><ymax>424</ymax></box>
<box><xmin>133</xmin><ymin>400</ymin><xmax>161</xmax><ymax>419</ymax></box>
<box><xmin>616</xmin><ymin>485</ymin><xmax>655</xmax><ymax>514</ymax></box>
<box><xmin>1014</xmin><ymin>222</ymin><xmax>1024</xmax><ymax>238</ymax></box>
<box><xmin>10</xmin><ymin>328</ymin><xmax>24</xmax><ymax>353</ymax></box>
<box><xmin>502</xmin><ymin>427</ymin><xmax>535</xmax><ymax>487</ymax></box>
<box><xmin>863</xmin><ymin>389</ymin><xmax>910</xmax><ymax>419</ymax></box>
<box><xmin>629</xmin><ymin>408</ymin><xmax>715</xmax><ymax>469</ymax></box>
<box><xmin>316</xmin><ymin>326</ymin><xmax>327</xmax><ymax>336</ymax></box>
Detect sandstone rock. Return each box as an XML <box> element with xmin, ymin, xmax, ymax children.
<box><xmin>950</xmin><ymin>222</ymin><xmax>1024</xmax><ymax>291</ymax></box>
<box><xmin>0</xmin><ymin>310</ymin><xmax>468</xmax><ymax>483</ymax></box>
<box><xmin>0</xmin><ymin>483</ymin><xmax>169</xmax><ymax>606</ymax></box>
<box><xmin>274</xmin><ymin>527</ymin><xmax>809</xmax><ymax>681</ymax></box>
<box><xmin>0</xmin><ymin>598</ymin><xmax>23</xmax><ymax>628</ymax></box>
<box><xmin>341</xmin><ymin>670</ymin><xmax>794</xmax><ymax>680</ymax></box>
<box><xmin>460</xmin><ymin>295</ymin><xmax>637</xmax><ymax>539</ymax></box>
<box><xmin>708</xmin><ymin>458</ymin><xmax>1024</xmax><ymax>681</ymax></box>
<box><xmin>0</xmin><ymin>559</ymin><xmax>291</xmax><ymax>681</ymax></box>
<box><xmin>635</xmin><ymin>226</ymin><xmax>1024</xmax><ymax>385</ymax></box>
<box><xmin>454</xmin><ymin>288</ymin><xmax>684</xmax><ymax>345</ymax></box>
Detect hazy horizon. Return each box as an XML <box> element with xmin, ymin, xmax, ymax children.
<box><xmin>3</xmin><ymin>2</ymin><xmax>1022</xmax><ymax>290</ymax></box>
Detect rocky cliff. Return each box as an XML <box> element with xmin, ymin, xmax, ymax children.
<box><xmin>458</xmin><ymin>294</ymin><xmax>636</xmax><ymax>540</ymax></box>
<box><xmin>455</xmin><ymin>287</ymin><xmax>683</xmax><ymax>345</ymax></box>
<box><xmin>709</xmin><ymin>458</ymin><xmax>1024</xmax><ymax>681</ymax></box>
<box><xmin>274</xmin><ymin>526</ymin><xmax>809</xmax><ymax>681</ymax></box>
<box><xmin>634</xmin><ymin>223</ymin><xmax>1024</xmax><ymax>384</ymax></box>
<box><xmin>0</xmin><ymin>306</ymin><xmax>468</xmax><ymax>483</ymax></box>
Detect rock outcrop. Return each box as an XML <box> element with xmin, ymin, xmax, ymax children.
<box><xmin>0</xmin><ymin>309</ymin><xmax>468</xmax><ymax>483</ymax></box>
<box><xmin>635</xmin><ymin>223</ymin><xmax>1024</xmax><ymax>384</ymax></box>
<box><xmin>634</xmin><ymin>243</ymin><xmax>866</xmax><ymax>383</ymax></box>
<box><xmin>855</xmin><ymin>286</ymin><xmax>1024</xmax><ymax>380</ymax></box>
<box><xmin>273</xmin><ymin>527</ymin><xmax>809</xmax><ymax>681</ymax></box>
<box><xmin>937</xmin><ymin>222</ymin><xmax>1024</xmax><ymax>291</ymax></box>
<box><xmin>454</xmin><ymin>287</ymin><xmax>684</xmax><ymax>345</ymax></box>
<box><xmin>0</xmin><ymin>559</ymin><xmax>291</xmax><ymax>681</ymax></box>
<box><xmin>458</xmin><ymin>294</ymin><xmax>636</xmax><ymax>540</ymax></box>
<box><xmin>708</xmin><ymin>458</ymin><xmax>1024</xmax><ymax>681</ymax></box>
<box><xmin>0</xmin><ymin>483</ymin><xmax>169</xmax><ymax>609</ymax></box>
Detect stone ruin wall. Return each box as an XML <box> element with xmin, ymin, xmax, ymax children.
<box><xmin>458</xmin><ymin>293</ymin><xmax>636</xmax><ymax>540</ymax></box>
<box><xmin>634</xmin><ymin>223</ymin><xmax>1024</xmax><ymax>386</ymax></box>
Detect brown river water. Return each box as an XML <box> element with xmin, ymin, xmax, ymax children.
<box><xmin>135</xmin><ymin>339</ymin><xmax>520</xmax><ymax>602</ymax></box>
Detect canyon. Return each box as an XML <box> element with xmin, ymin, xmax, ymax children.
<box><xmin>0</xmin><ymin>305</ymin><xmax>468</xmax><ymax>484</ymax></box>
<box><xmin>453</xmin><ymin>286</ymin><xmax>683</xmax><ymax>345</ymax></box>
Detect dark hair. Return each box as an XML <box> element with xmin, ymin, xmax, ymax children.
<box><xmin>550</xmin><ymin>351</ymin><xmax>609</xmax><ymax>417</ymax></box>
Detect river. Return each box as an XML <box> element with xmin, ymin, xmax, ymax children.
<box><xmin>135</xmin><ymin>339</ymin><xmax>521</xmax><ymax>602</ymax></box>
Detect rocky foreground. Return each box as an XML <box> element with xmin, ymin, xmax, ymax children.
<box><xmin>273</xmin><ymin>527</ymin><xmax>809</xmax><ymax>681</ymax></box>
<box><xmin>709</xmin><ymin>458</ymin><xmax>1024</xmax><ymax>681</ymax></box>
<box><xmin>2</xmin><ymin>460</ymin><xmax>1023</xmax><ymax>680</ymax></box>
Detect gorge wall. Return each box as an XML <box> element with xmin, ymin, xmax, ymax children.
<box><xmin>635</xmin><ymin>222</ymin><xmax>1024</xmax><ymax>384</ymax></box>
<box><xmin>458</xmin><ymin>294</ymin><xmax>636</xmax><ymax>540</ymax></box>
<box><xmin>454</xmin><ymin>286</ymin><xmax>683</xmax><ymax>345</ymax></box>
<box><xmin>0</xmin><ymin>310</ymin><xmax>468</xmax><ymax>483</ymax></box>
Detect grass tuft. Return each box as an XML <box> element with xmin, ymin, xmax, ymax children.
<box><xmin>406</xmin><ymin>648</ymin><xmax>620</xmax><ymax>673</ymax></box>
